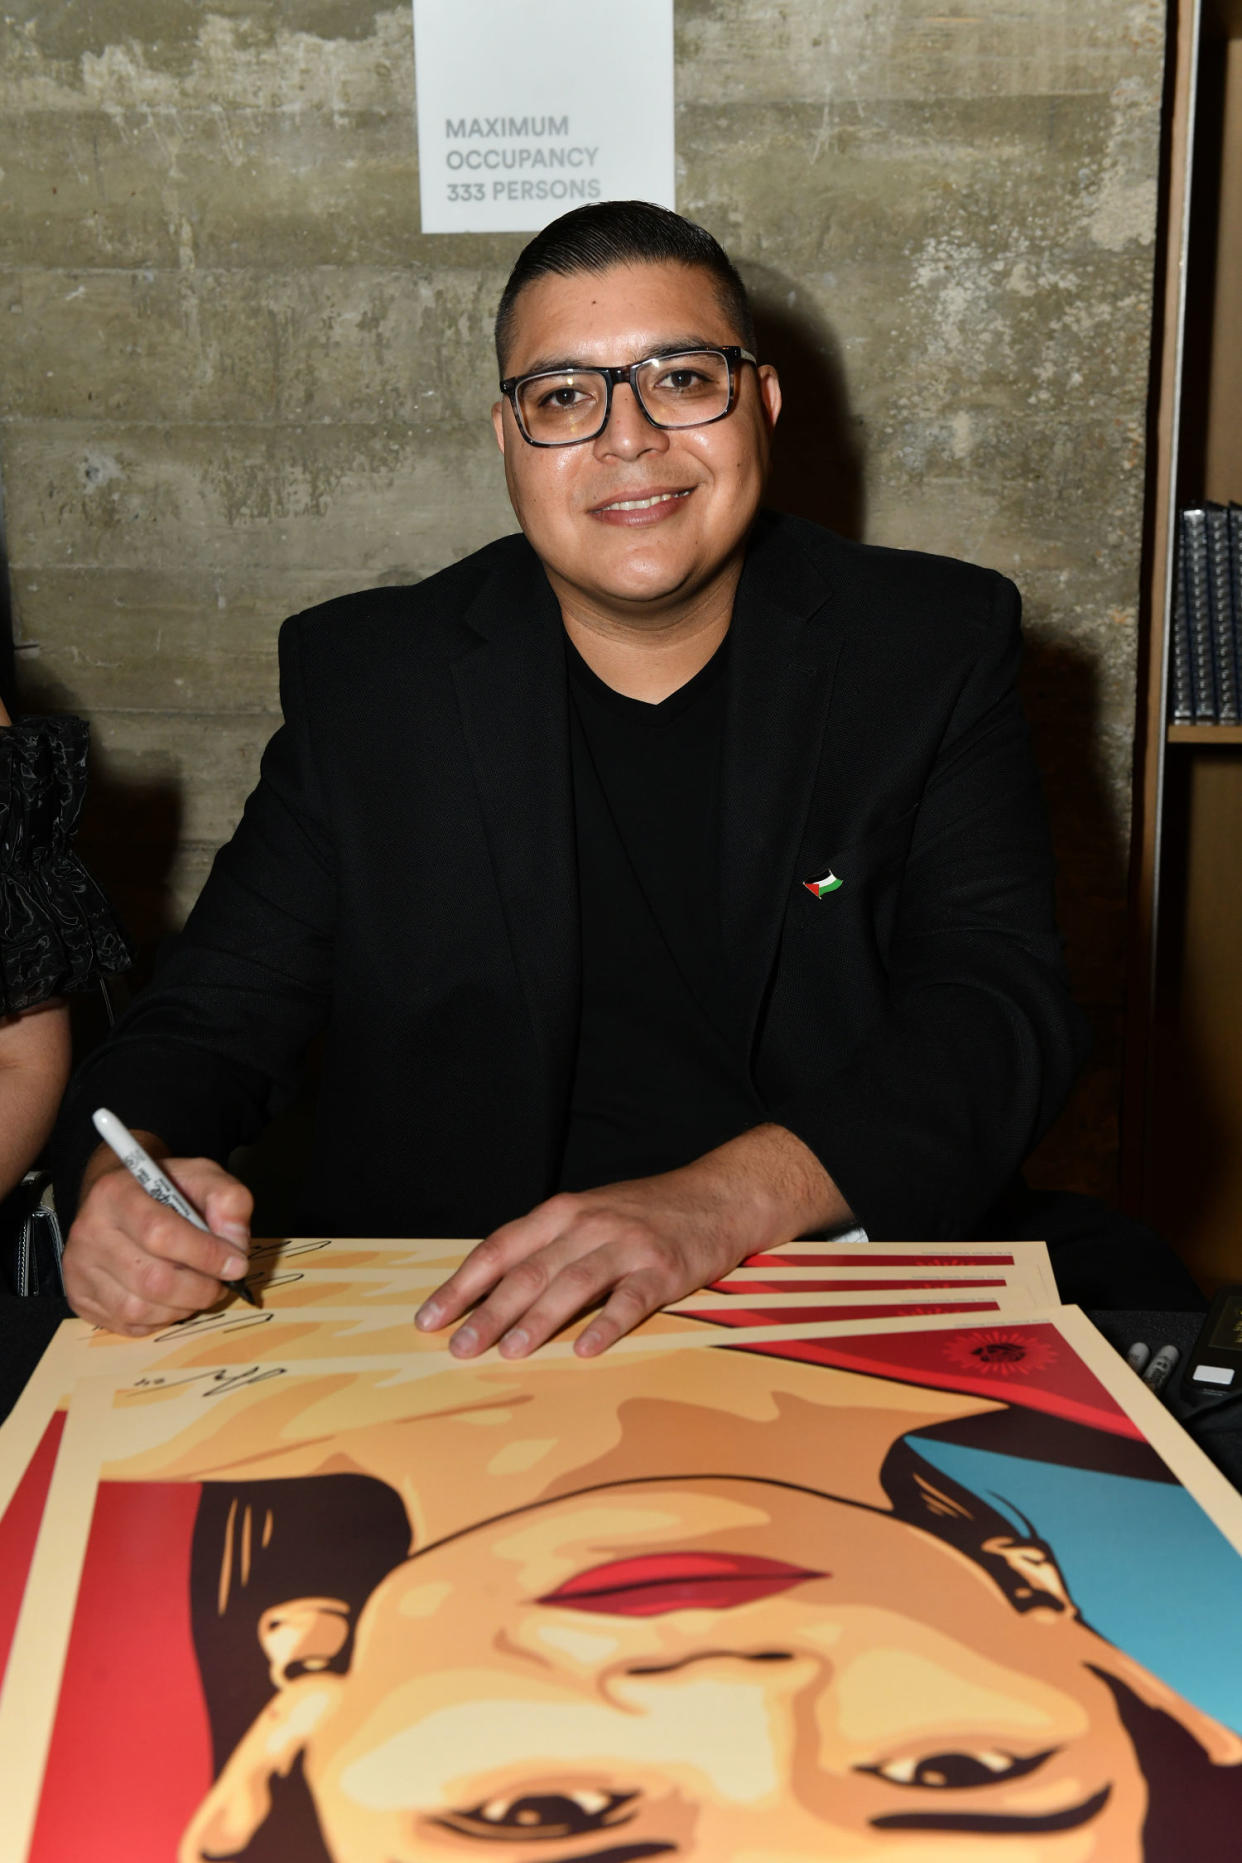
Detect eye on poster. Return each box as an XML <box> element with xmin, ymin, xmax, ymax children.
<box><xmin>412</xmin><ymin>0</ymin><xmax>676</xmax><ymax>234</ymax></box>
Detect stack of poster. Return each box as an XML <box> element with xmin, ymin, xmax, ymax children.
<box><xmin>2</xmin><ymin>1237</ymin><xmax>1241</xmax><ymax>1858</ymax></box>
<box><xmin>1170</xmin><ymin>502</ymin><xmax>1242</xmax><ymax>723</ymax></box>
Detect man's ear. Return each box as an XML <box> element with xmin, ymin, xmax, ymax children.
<box><xmin>179</xmin><ymin>1674</ymin><xmax>342</xmax><ymax>1863</ymax></box>
<box><xmin>492</xmin><ymin>399</ymin><xmax>507</xmax><ymax>454</ymax></box>
<box><xmin>757</xmin><ymin>363</ymin><xmax>781</xmax><ymax>432</ymax></box>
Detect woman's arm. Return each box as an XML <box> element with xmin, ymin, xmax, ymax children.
<box><xmin>0</xmin><ymin>696</ymin><xmax>73</xmax><ymax>1197</ymax></box>
<box><xmin>0</xmin><ymin>997</ymin><xmax>71</xmax><ymax>1200</ymax></box>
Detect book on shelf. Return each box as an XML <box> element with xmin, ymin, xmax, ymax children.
<box><xmin>1170</xmin><ymin>502</ymin><xmax>1242</xmax><ymax>725</ymax></box>
<box><xmin>1170</xmin><ymin>520</ymin><xmax>1196</xmax><ymax>722</ymax></box>
<box><xmin>1231</xmin><ymin>504</ymin><xmax>1242</xmax><ymax>685</ymax></box>
<box><xmin>1181</xmin><ymin>506</ymin><xmax>1218</xmax><ymax>721</ymax></box>
<box><xmin>1205</xmin><ymin>503</ymin><xmax>1239</xmax><ymax>723</ymax></box>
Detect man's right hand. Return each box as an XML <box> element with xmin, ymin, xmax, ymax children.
<box><xmin>63</xmin><ymin>1141</ymin><xmax>254</xmax><ymax>1335</ymax></box>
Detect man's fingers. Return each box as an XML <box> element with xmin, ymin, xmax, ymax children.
<box><xmin>574</xmin><ymin>1273</ymin><xmax>666</xmax><ymax>1356</ymax></box>
<box><xmin>66</xmin><ymin>1254</ymin><xmax>221</xmax><ymax>1335</ymax></box>
<box><xmin>449</xmin><ymin>1215</ymin><xmax>685</xmax><ymax>1360</ymax></box>
<box><xmin>413</xmin><ymin>1166</ymin><xmax>749</xmax><ymax>1361</ymax></box>
<box><xmin>198</xmin><ymin>1172</ymin><xmax>254</xmax><ymax>1248</ymax></box>
<box><xmin>450</xmin><ymin>1242</ymin><xmax>630</xmax><ymax>1359</ymax></box>
<box><xmin>66</xmin><ymin>1212</ymin><xmax>245</xmax><ymax>1327</ymax></box>
<box><xmin>158</xmin><ymin>1157</ymin><xmax>254</xmax><ymax>1253</ymax></box>
<box><xmin>415</xmin><ymin>1195</ymin><xmax>582</xmax><ymax>1331</ymax></box>
<box><xmin>63</xmin><ymin>1156</ymin><xmax>254</xmax><ymax>1334</ymax></box>
<box><xmin>502</xmin><ymin>1261</ymin><xmax>667</xmax><ymax>1361</ymax></box>
<box><xmin>109</xmin><ymin>1189</ymin><xmax>251</xmax><ymax>1282</ymax></box>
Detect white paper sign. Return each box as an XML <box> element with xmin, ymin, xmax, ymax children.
<box><xmin>413</xmin><ymin>0</ymin><xmax>675</xmax><ymax>235</ymax></box>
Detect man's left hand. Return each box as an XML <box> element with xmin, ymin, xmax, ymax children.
<box><xmin>414</xmin><ymin>1123</ymin><xmax>851</xmax><ymax>1359</ymax></box>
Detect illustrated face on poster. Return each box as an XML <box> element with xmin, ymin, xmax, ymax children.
<box><xmin>12</xmin><ymin>1313</ymin><xmax>1242</xmax><ymax>1861</ymax></box>
<box><xmin>279</xmin><ymin>1484</ymin><xmax>1160</xmax><ymax>1859</ymax></box>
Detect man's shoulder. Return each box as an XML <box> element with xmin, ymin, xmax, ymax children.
<box><xmin>281</xmin><ymin>532</ymin><xmax>539</xmax><ymax>654</ymax></box>
<box><xmin>760</xmin><ymin>511</ymin><xmax>1016</xmax><ymax>626</ymax></box>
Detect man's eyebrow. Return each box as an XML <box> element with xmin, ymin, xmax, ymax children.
<box><xmin>512</xmin><ymin>338</ymin><xmax>724</xmax><ymax>377</ymax></box>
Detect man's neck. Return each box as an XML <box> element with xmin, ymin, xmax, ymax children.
<box><xmin>564</xmin><ymin>611</ymin><xmax>729</xmax><ymax>702</ymax></box>
<box><xmin>557</xmin><ymin>568</ymin><xmax>741</xmax><ymax>703</ymax></box>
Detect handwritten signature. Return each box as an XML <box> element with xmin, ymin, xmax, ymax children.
<box><xmin>128</xmin><ymin>1364</ymin><xmax>287</xmax><ymax>1398</ymax></box>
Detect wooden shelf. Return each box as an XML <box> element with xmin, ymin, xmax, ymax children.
<box><xmin>1126</xmin><ymin>0</ymin><xmax>1242</xmax><ymax>1290</ymax></box>
<box><xmin>1167</xmin><ymin>723</ymin><xmax>1242</xmax><ymax>743</ymax></box>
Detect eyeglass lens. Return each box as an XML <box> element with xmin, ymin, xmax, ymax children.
<box><xmin>517</xmin><ymin>350</ymin><xmax>732</xmax><ymax>442</ymax></box>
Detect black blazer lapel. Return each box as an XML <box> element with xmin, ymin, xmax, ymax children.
<box><xmin>721</xmin><ymin>515</ymin><xmax>847</xmax><ymax>1047</ymax></box>
<box><xmin>449</xmin><ymin>544</ymin><xmax>580</xmax><ymax>1146</ymax></box>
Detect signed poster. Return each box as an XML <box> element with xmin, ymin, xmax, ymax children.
<box><xmin>3</xmin><ymin>1307</ymin><xmax>1242</xmax><ymax>1860</ymax></box>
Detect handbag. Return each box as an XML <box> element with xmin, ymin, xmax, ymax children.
<box><xmin>3</xmin><ymin>1170</ymin><xmax>64</xmax><ymax>1297</ymax></box>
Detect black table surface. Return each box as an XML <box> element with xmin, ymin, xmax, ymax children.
<box><xmin>1087</xmin><ymin>1307</ymin><xmax>1242</xmax><ymax>1492</ymax></box>
<box><xmin>2</xmin><ymin>1296</ymin><xmax>1239</xmax><ymax>1491</ymax></box>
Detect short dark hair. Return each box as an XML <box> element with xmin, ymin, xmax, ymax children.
<box><xmin>494</xmin><ymin>200</ymin><xmax>755</xmax><ymax>373</ymax></box>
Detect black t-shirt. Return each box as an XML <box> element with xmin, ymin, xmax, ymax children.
<box><xmin>557</xmin><ymin>637</ymin><xmax>764</xmax><ymax>1192</ymax></box>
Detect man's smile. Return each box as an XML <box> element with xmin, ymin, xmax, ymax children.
<box><xmin>589</xmin><ymin>487</ymin><xmax>695</xmax><ymax>521</ymax></box>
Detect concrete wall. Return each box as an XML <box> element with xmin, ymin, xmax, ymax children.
<box><xmin>0</xmin><ymin>1</ymin><xmax>1166</xmax><ymax>1200</ymax></box>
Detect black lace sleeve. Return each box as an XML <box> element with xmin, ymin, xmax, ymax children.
<box><xmin>0</xmin><ymin>716</ymin><xmax>134</xmax><ymax>1016</ymax></box>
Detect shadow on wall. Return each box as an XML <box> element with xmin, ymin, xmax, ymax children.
<box><xmin>1146</xmin><ymin>753</ymin><xmax>1233</xmax><ymax>1252</ymax></box>
<box><xmin>0</xmin><ymin>542</ymin><xmax>14</xmax><ymax>717</ymax></box>
<box><xmin>746</xmin><ymin>267</ymin><xmax>866</xmax><ymax>541</ymax></box>
<box><xmin>13</xmin><ymin>656</ymin><xmax>183</xmax><ymax>1013</ymax></box>
<box><xmin>1018</xmin><ymin>638</ymin><xmax>1132</xmax><ymax>1205</ymax></box>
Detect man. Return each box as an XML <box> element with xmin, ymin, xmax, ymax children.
<box><xmin>60</xmin><ymin>201</ymin><xmax>1152</xmax><ymax>1348</ymax></box>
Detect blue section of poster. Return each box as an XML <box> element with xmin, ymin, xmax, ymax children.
<box><xmin>915</xmin><ymin>1437</ymin><xmax>1242</xmax><ymax>1731</ymax></box>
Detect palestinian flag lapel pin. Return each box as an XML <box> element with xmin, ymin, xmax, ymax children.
<box><xmin>803</xmin><ymin>868</ymin><xmax>843</xmax><ymax>899</ymax></box>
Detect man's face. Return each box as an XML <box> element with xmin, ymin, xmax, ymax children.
<box><xmin>492</xmin><ymin>261</ymin><xmax>781</xmax><ymax>630</ymax></box>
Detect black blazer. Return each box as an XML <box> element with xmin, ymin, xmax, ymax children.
<box><xmin>58</xmin><ymin>513</ymin><xmax>1087</xmax><ymax>1238</ymax></box>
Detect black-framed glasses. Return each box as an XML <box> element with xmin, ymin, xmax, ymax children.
<box><xmin>499</xmin><ymin>346</ymin><xmax>757</xmax><ymax>447</ymax></box>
